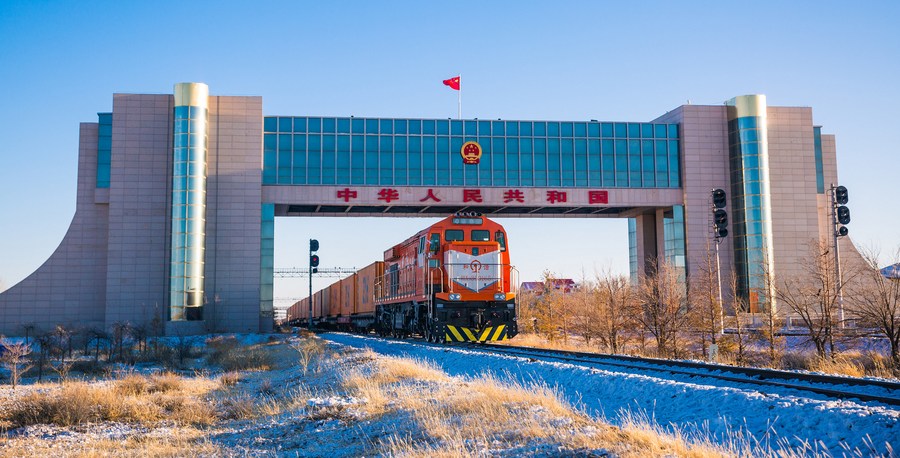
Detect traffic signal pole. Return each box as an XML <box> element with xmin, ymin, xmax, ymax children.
<box><xmin>829</xmin><ymin>184</ymin><xmax>845</xmax><ymax>328</ymax></box>
<box><xmin>711</xmin><ymin>189</ymin><xmax>728</xmax><ymax>335</ymax></box>
<box><xmin>308</xmin><ymin>239</ymin><xmax>319</xmax><ymax>330</ymax></box>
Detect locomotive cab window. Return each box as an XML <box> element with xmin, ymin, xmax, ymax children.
<box><xmin>419</xmin><ymin>236</ymin><xmax>426</xmax><ymax>253</ymax></box>
<box><xmin>495</xmin><ymin>231</ymin><xmax>507</xmax><ymax>251</ymax></box>
<box><xmin>471</xmin><ymin>230</ymin><xmax>490</xmax><ymax>241</ymax></box>
<box><xmin>445</xmin><ymin>229</ymin><xmax>464</xmax><ymax>242</ymax></box>
<box><xmin>429</xmin><ymin>233</ymin><xmax>440</xmax><ymax>252</ymax></box>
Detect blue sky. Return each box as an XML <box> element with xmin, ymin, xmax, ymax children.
<box><xmin>1</xmin><ymin>1</ymin><xmax>898</xmax><ymax>305</ymax></box>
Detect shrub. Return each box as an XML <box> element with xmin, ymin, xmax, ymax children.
<box><xmin>219</xmin><ymin>371</ymin><xmax>243</xmax><ymax>386</ymax></box>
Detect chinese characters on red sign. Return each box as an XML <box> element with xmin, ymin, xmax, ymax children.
<box><xmin>335</xmin><ymin>188</ymin><xmax>610</xmax><ymax>205</ymax></box>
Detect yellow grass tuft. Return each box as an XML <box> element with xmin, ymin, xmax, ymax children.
<box><xmin>1</xmin><ymin>374</ymin><xmax>222</xmax><ymax>428</ymax></box>
<box><xmin>0</xmin><ymin>426</ymin><xmax>224</xmax><ymax>457</ymax></box>
<box><xmin>809</xmin><ymin>354</ymin><xmax>866</xmax><ymax>378</ymax></box>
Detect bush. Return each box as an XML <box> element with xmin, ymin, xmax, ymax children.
<box><xmin>1</xmin><ymin>374</ymin><xmax>220</xmax><ymax>428</ymax></box>
<box><xmin>206</xmin><ymin>336</ymin><xmax>274</xmax><ymax>372</ymax></box>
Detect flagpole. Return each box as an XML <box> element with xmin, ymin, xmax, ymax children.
<box><xmin>457</xmin><ymin>73</ymin><xmax>462</xmax><ymax>119</ymax></box>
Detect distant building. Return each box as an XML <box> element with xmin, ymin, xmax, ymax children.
<box><xmin>882</xmin><ymin>264</ymin><xmax>900</xmax><ymax>280</ymax></box>
<box><xmin>520</xmin><ymin>279</ymin><xmax>577</xmax><ymax>295</ymax></box>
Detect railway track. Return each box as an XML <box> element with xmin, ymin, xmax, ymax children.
<box><xmin>457</xmin><ymin>342</ymin><xmax>900</xmax><ymax>407</ymax></box>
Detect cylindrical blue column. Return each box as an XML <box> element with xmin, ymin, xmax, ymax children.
<box><xmin>726</xmin><ymin>94</ymin><xmax>776</xmax><ymax>314</ymax></box>
<box><xmin>170</xmin><ymin>82</ymin><xmax>209</xmax><ymax>321</ymax></box>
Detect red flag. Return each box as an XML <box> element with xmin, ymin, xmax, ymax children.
<box><xmin>442</xmin><ymin>76</ymin><xmax>460</xmax><ymax>90</ymax></box>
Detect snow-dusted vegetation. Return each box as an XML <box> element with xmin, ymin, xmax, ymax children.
<box><xmin>1</xmin><ymin>332</ymin><xmax>897</xmax><ymax>456</ymax></box>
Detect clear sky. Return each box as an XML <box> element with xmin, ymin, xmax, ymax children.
<box><xmin>1</xmin><ymin>1</ymin><xmax>898</xmax><ymax>308</ymax></box>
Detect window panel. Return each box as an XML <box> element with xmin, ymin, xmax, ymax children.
<box><xmin>547</xmin><ymin>122</ymin><xmax>559</xmax><ymax>136</ymax></box>
<box><xmin>380</xmin><ymin>119</ymin><xmax>393</xmax><ymax>134</ymax></box>
<box><xmin>395</xmin><ymin>119</ymin><xmax>407</xmax><ymax>134</ymax></box>
<box><xmin>308</xmin><ymin>118</ymin><xmax>321</xmax><ymax>133</ymax></box>
<box><xmin>408</xmin><ymin>119</ymin><xmax>421</xmax><ymax>134</ymax></box>
<box><xmin>519</xmin><ymin>121</ymin><xmax>532</xmax><ymax>136</ymax></box>
<box><xmin>352</xmin><ymin>118</ymin><xmax>365</xmax><ymax>133</ymax></box>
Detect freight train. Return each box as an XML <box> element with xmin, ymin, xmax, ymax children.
<box><xmin>285</xmin><ymin>213</ymin><xmax>518</xmax><ymax>342</ymax></box>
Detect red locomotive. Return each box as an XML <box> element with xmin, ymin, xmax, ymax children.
<box><xmin>285</xmin><ymin>213</ymin><xmax>519</xmax><ymax>342</ymax></box>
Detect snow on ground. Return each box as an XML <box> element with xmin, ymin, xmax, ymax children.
<box><xmin>321</xmin><ymin>332</ymin><xmax>900</xmax><ymax>455</ymax></box>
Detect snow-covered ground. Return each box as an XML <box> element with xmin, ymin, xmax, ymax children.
<box><xmin>321</xmin><ymin>332</ymin><xmax>900</xmax><ymax>455</ymax></box>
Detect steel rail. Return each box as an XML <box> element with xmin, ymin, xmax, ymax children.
<box><xmin>468</xmin><ymin>343</ymin><xmax>900</xmax><ymax>407</ymax></box>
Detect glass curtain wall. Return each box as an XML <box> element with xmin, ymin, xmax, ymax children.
<box><xmin>726</xmin><ymin>95</ymin><xmax>775</xmax><ymax>313</ymax></box>
<box><xmin>169</xmin><ymin>83</ymin><xmax>209</xmax><ymax>321</ymax></box>
<box><xmin>263</xmin><ymin>117</ymin><xmax>680</xmax><ymax>189</ymax></box>
<box><xmin>96</xmin><ymin>113</ymin><xmax>112</xmax><ymax>188</ymax></box>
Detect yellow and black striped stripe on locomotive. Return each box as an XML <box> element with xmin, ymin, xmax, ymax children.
<box><xmin>444</xmin><ymin>324</ymin><xmax>509</xmax><ymax>342</ymax></box>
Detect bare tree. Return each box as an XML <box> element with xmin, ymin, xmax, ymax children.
<box><xmin>689</xmin><ymin>241</ymin><xmax>724</xmax><ymax>358</ymax></box>
<box><xmin>525</xmin><ymin>271</ymin><xmax>569</xmax><ymax>342</ymax></box>
<box><xmin>175</xmin><ymin>334</ymin><xmax>196</xmax><ymax>367</ymax></box>
<box><xmin>51</xmin><ymin>325</ymin><xmax>73</xmax><ymax>363</ymax></box>
<box><xmin>87</xmin><ymin>327</ymin><xmax>108</xmax><ymax>362</ymax></box>
<box><xmin>756</xmin><ymin>248</ymin><xmax>784</xmax><ymax>366</ymax></box>
<box><xmin>777</xmin><ymin>240</ymin><xmax>854</xmax><ymax>359</ymax></box>
<box><xmin>847</xmin><ymin>248</ymin><xmax>900</xmax><ymax>370</ymax></box>
<box><xmin>110</xmin><ymin>321</ymin><xmax>132</xmax><ymax>362</ymax></box>
<box><xmin>637</xmin><ymin>261</ymin><xmax>692</xmax><ymax>358</ymax></box>
<box><xmin>1</xmin><ymin>338</ymin><xmax>34</xmax><ymax>389</ymax></box>
<box><xmin>35</xmin><ymin>333</ymin><xmax>53</xmax><ymax>381</ymax></box>
<box><xmin>51</xmin><ymin>359</ymin><xmax>75</xmax><ymax>382</ymax></box>
<box><xmin>22</xmin><ymin>323</ymin><xmax>36</xmax><ymax>346</ymax></box>
<box><xmin>570</xmin><ymin>276</ymin><xmax>600</xmax><ymax>346</ymax></box>
<box><xmin>725</xmin><ymin>271</ymin><xmax>750</xmax><ymax>365</ymax></box>
<box><xmin>596</xmin><ymin>270</ymin><xmax>636</xmax><ymax>354</ymax></box>
<box><xmin>131</xmin><ymin>324</ymin><xmax>149</xmax><ymax>358</ymax></box>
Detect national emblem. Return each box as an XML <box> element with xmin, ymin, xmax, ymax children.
<box><xmin>460</xmin><ymin>141</ymin><xmax>482</xmax><ymax>165</ymax></box>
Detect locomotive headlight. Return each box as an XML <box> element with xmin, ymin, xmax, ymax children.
<box><xmin>494</xmin><ymin>293</ymin><xmax>506</xmax><ymax>301</ymax></box>
<box><xmin>449</xmin><ymin>293</ymin><xmax>461</xmax><ymax>301</ymax></box>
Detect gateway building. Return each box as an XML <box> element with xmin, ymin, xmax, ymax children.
<box><xmin>0</xmin><ymin>83</ymin><xmax>857</xmax><ymax>335</ymax></box>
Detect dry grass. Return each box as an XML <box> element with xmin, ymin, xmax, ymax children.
<box><xmin>218</xmin><ymin>371</ymin><xmax>243</xmax><ymax>387</ymax></box>
<box><xmin>0</xmin><ymin>426</ymin><xmax>226</xmax><ymax>457</ymax></box>
<box><xmin>337</xmin><ymin>351</ymin><xmax>753</xmax><ymax>457</ymax></box>
<box><xmin>206</xmin><ymin>336</ymin><xmax>275</xmax><ymax>372</ymax></box>
<box><xmin>808</xmin><ymin>354</ymin><xmax>866</xmax><ymax>378</ymax></box>
<box><xmin>493</xmin><ymin>332</ymin><xmax>591</xmax><ymax>353</ymax></box>
<box><xmin>1</xmin><ymin>373</ymin><xmax>221</xmax><ymax>429</ymax></box>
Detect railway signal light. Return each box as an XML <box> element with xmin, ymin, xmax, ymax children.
<box><xmin>711</xmin><ymin>189</ymin><xmax>728</xmax><ymax>239</ymax></box>
<box><xmin>837</xmin><ymin>206</ymin><xmax>851</xmax><ymax>225</ymax></box>
<box><xmin>831</xmin><ymin>185</ymin><xmax>850</xmax><ymax>237</ymax></box>
<box><xmin>712</xmin><ymin>188</ymin><xmax>727</xmax><ymax>208</ymax></box>
<box><xmin>309</xmin><ymin>239</ymin><xmax>320</xmax><ymax>273</ymax></box>
<box><xmin>835</xmin><ymin>186</ymin><xmax>848</xmax><ymax>205</ymax></box>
